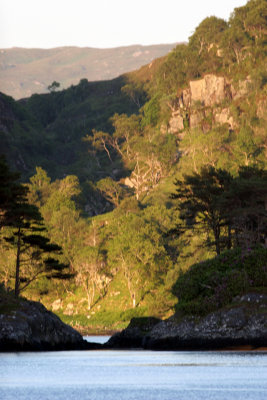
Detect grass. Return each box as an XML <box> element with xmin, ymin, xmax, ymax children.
<box><xmin>24</xmin><ymin>272</ymin><xmax>153</xmax><ymax>334</ymax></box>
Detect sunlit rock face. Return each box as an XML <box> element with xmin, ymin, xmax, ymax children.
<box><xmin>189</xmin><ymin>111</ymin><xmax>203</xmax><ymax>129</ymax></box>
<box><xmin>169</xmin><ymin>112</ymin><xmax>184</xmax><ymax>133</ymax></box>
<box><xmin>190</xmin><ymin>74</ymin><xmax>227</xmax><ymax>107</ymax></box>
<box><xmin>167</xmin><ymin>74</ymin><xmax>252</xmax><ymax>134</ymax></box>
<box><xmin>214</xmin><ymin>107</ymin><xmax>235</xmax><ymax>130</ymax></box>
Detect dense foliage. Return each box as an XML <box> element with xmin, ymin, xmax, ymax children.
<box><xmin>173</xmin><ymin>246</ymin><xmax>267</xmax><ymax>315</ymax></box>
<box><xmin>0</xmin><ymin>157</ymin><xmax>70</xmax><ymax>297</ymax></box>
<box><xmin>0</xmin><ymin>0</ymin><xmax>266</xmax><ymax>329</ymax></box>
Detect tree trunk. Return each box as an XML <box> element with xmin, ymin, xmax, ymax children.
<box><xmin>132</xmin><ymin>293</ymin><xmax>136</xmax><ymax>308</ymax></box>
<box><xmin>102</xmin><ymin>140</ymin><xmax>113</xmax><ymax>162</ymax></box>
<box><xmin>14</xmin><ymin>226</ymin><xmax>21</xmax><ymax>297</ymax></box>
<box><xmin>227</xmin><ymin>224</ymin><xmax>232</xmax><ymax>250</ymax></box>
<box><xmin>213</xmin><ymin>223</ymin><xmax>221</xmax><ymax>255</ymax></box>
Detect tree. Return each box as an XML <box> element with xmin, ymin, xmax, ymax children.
<box><xmin>0</xmin><ymin>157</ymin><xmax>69</xmax><ymax>296</ymax></box>
<box><xmin>179</xmin><ymin>126</ymin><xmax>231</xmax><ymax>174</ymax></box>
<box><xmin>221</xmin><ymin>166</ymin><xmax>267</xmax><ymax>248</ymax></box>
<box><xmin>5</xmin><ymin>215</ymin><xmax>67</xmax><ymax>297</ymax></box>
<box><xmin>172</xmin><ymin>166</ymin><xmax>233</xmax><ymax>255</ymax></box>
<box><xmin>40</xmin><ymin>182</ymin><xmax>84</xmax><ymax>270</ymax></box>
<box><xmin>111</xmin><ymin>113</ymin><xmax>141</xmax><ymax>159</ymax></box>
<box><xmin>243</xmin><ymin>0</ymin><xmax>267</xmax><ymax>43</ymax></box>
<box><xmin>74</xmin><ymin>246</ymin><xmax>108</xmax><ymax>310</ymax></box>
<box><xmin>233</xmin><ymin>125</ymin><xmax>263</xmax><ymax>166</ymax></box>
<box><xmin>172</xmin><ymin>165</ymin><xmax>267</xmax><ymax>255</ymax></box>
<box><xmin>107</xmin><ymin>213</ymin><xmax>171</xmax><ymax>307</ymax></box>
<box><xmin>85</xmin><ymin>129</ymin><xmax>114</xmax><ymax>163</ymax></box>
<box><xmin>96</xmin><ymin>177</ymin><xmax>125</xmax><ymax>207</ymax></box>
<box><xmin>141</xmin><ymin>94</ymin><xmax>161</xmax><ymax>127</ymax></box>
<box><xmin>121</xmin><ymin>81</ymin><xmax>146</xmax><ymax>108</ymax></box>
<box><xmin>0</xmin><ymin>155</ymin><xmax>26</xmax><ymax>229</ymax></box>
<box><xmin>156</xmin><ymin>44</ymin><xmax>191</xmax><ymax>96</ymax></box>
<box><xmin>189</xmin><ymin>16</ymin><xmax>228</xmax><ymax>56</ymax></box>
<box><xmin>47</xmin><ymin>81</ymin><xmax>60</xmax><ymax>92</ymax></box>
<box><xmin>27</xmin><ymin>166</ymin><xmax>51</xmax><ymax>207</ymax></box>
<box><xmin>221</xmin><ymin>2</ymin><xmax>253</xmax><ymax>66</ymax></box>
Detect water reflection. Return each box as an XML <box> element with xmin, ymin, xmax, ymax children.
<box><xmin>83</xmin><ymin>335</ymin><xmax>110</xmax><ymax>344</ymax></box>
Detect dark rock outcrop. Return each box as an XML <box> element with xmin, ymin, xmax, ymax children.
<box><xmin>105</xmin><ymin>317</ymin><xmax>161</xmax><ymax>349</ymax></box>
<box><xmin>105</xmin><ymin>294</ymin><xmax>267</xmax><ymax>350</ymax></box>
<box><xmin>0</xmin><ymin>299</ymin><xmax>102</xmax><ymax>351</ymax></box>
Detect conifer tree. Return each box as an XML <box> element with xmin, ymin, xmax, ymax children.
<box><xmin>0</xmin><ymin>157</ymin><xmax>69</xmax><ymax>296</ymax></box>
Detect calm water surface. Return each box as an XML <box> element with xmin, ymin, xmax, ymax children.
<box><xmin>0</xmin><ymin>336</ymin><xmax>266</xmax><ymax>400</ymax></box>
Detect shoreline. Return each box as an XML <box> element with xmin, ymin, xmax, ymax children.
<box><xmin>76</xmin><ymin>328</ymin><xmax>119</xmax><ymax>336</ymax></box>
<box><xmin>218</xmin><ymin>345</ymin><xmax>267</xmax><ymax>352</ymax></box>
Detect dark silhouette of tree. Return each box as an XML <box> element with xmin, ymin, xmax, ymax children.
<box><xmin>0</xmin><ymin>156</ymin><xmax>69</xmax><ymax>297</ymax></box>
<box><xmin>47</xmin><ymin>81</ymin><xmax>60</xmax><ymax>92</ymax></box>
<box><xmin>172</xmin><ymin>166</ymin><xmax>233</xmax><ymax>255</ymax></box>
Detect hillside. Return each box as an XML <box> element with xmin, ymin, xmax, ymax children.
<box><xmin>0</xmin><ymin>75</ymin><xmax>145</xmax><ymax>183</ymax></box>
<box><xmin>0</xmin><ymin>44</ymin><xmax>177</xmax><ymax>99</ymax></box>
<box><xmin>0</xmin><ymin>0</ymin><xmax>266</xmax><ymax>335</ymax></box>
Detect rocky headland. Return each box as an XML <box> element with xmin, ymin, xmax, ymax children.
<box><xmin>0</xmin><ymin>299</ymin><xmax>102</xmax><ymax>352</ymax></box>
<box><xmin>105</xmin><ymin>293</ymin><xmax>267</xmax><ymax>351</ymax></box>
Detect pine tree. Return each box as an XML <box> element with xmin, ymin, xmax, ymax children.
<box><xmin>0</xmin><ymin>157</ymin><xmax>69</xmax><ymax>296</ymax></box>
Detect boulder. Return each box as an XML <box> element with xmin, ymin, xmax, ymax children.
<box><xmin>190</xmin><ymin>111</ymin><xmax>203</xmax><ymax>128</ymax></box>
<box><xmin>182</xmin><ymin>88</ymin><xmax>191</xmax><ymax>108</ymax></box>
<box><xmin>214</xmin><ymin>108</ymin><xmax>234</xmax><ymax>129</ymax></box>
<box><xmin>51</xmin><ymin>298</ymin><xmax>62</xmax><ymax>311</ymax></box>
<box><xmin>0</xmin><ymin>299</ymin><xmax>101</xmax><ymax>351</ymax></box>
<box><xmin>169</xmin><ymin>112</ymin><xmax>184</xmax><ymax>133</ymax></box>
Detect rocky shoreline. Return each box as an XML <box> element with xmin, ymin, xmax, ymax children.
<box><xmin>0</xmin><ymin>299</ymin><xmax>102</xmax><ymax>352</ymax></box>
<box><xmin>1</xmin><ymin>293</ymin><xmax>266</xmax><ymax>352</ymax></box>
<box><xmin>105</xmin><ymin>293</ymin><xmax>267</xmax><ymax>351</ymax></box>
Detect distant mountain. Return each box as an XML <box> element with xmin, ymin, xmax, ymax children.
<box><xmin>0</xmin><ymin>44</ymin><xmax>177</xmax><ymax>99</ymax></box>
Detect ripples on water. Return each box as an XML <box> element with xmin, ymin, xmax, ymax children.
<box><xmin>0</xmin><ymin>336</ymin><xmax>266</xmax><ymax>400</ymax></box>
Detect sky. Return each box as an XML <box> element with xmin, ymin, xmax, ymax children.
<box><xmin>0</xmin><ymin>0</ymin><xmax>248</xmax><ymax>49</ymax></box>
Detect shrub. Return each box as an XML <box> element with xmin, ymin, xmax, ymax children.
<box><xmin>173</xmin><ymin>245</ymin><xmax>267</xmax><ymax>315</ymax></box>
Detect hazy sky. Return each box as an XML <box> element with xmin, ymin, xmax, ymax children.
<box><xmin>0</xmin><ymin>0</ymin><xmax>248</xmax><ymax>49</ymax></box>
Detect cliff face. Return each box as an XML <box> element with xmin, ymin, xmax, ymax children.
<box><xmin>0</xmin><ymin>299</ymin><xmax>100</xmax><ymax>351</ymax></box>
<box><xmin>190</xmin><ymin>74</ymin><xmax>228</xmax><ymax>107</ymax></box>
<box><xmin>105</xmin><ymin>293</ymin><xmax>267</xmax><ymax>350</ymax></box>
<box><xmin>167</xmin><ymin>74</ymin><xmax>251</xmax><ymax>134</ymax></box>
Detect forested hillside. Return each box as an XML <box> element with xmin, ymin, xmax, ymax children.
<box><xmin>0</xmin><ymin>0</ymin><xmax>266</xmax><ymax>333</ymax></box>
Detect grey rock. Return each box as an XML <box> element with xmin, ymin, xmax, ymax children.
<box><xmin>0</xmin><ymin>299</ymin><xmax>101</xmax><ymax>351</ymax></box>
<box><xmin>107</xmin><ymin>298</ymin><xmax>267</xmax><ymax>350</ymax></box>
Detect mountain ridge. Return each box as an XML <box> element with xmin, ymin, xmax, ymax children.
<box><xmin>0</xmin><ymin>44</ymin><xmax>177</xmax><ymax>99</ymax></box>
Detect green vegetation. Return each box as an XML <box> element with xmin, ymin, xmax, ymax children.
<box><xmin>0</xmin><ymin>157</ymin><xmax>70</xmax><ymax>297</ymax></box>
<box><xmin>172</xmin><ymin>166</ymin><xmax>267</xmax><ymax>255</ymax></box>
<box><xmin>0</xmin><ymin>283</ymin><xmax>20</xmax><ymax>314</ymax></box>
<box><xmin>173</xmin><ymin>246</ymin><xmax>267</xmax><ymax>316</ymax></box>
<box><xmin>0</xmin><ymin>0</ymin><xmax>266</xmax><ymax>331</ymax></box>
